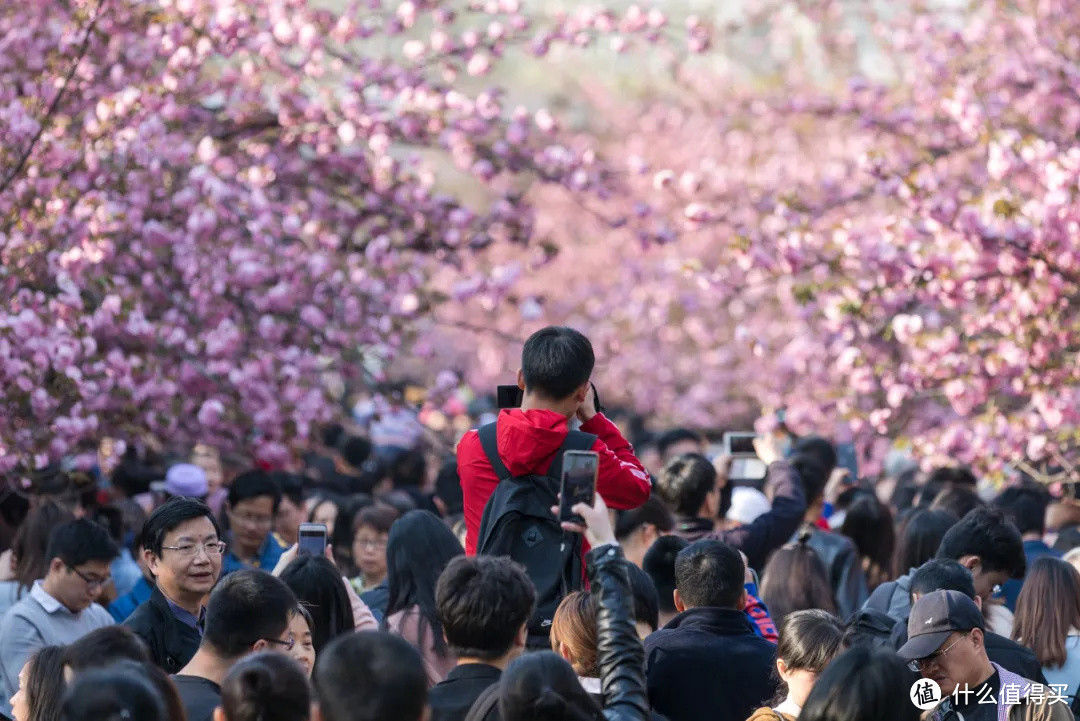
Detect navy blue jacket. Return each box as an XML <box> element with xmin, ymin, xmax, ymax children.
<box><xmin>644</xmin><ymin>607</ymin><xmax>778</xmax><ymax>721</ymax></box>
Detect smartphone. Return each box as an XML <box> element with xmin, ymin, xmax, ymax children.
<box><xmin>558</xmin><ymin>451</ymin><xmax>599</xmax><ymax>524</ymax></box>
<box><xmin>496</xmin><ymin>384</ymin><xmax>524</xmax><ymax>409</ymax></box>
<box><xmin>297</xmin><ymin>523</ymin><xmax>328</xmax><ymax>556</ymax></box>
<box><xmin>723</xmin><ymin>432</ymin><xmax>768</xmax><ymax>487</ymax></box>
<box><xmin>723</xmin><ymin>431</ymin><xmax>758</xmax><ymax>457</ymax></box>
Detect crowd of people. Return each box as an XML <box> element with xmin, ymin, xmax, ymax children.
<box><xmin>1</xmin><ymin>325</ymin><xmax>1080</xmax><ymax>721</ymax></box>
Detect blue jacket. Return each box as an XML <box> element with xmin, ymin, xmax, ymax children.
<box><xmin>108</xmin><ymin>577</ymin><xmax>153</xmax><ymax>622</ymax></box>
<box><xmin>1002</xmin><ymin>539</ymin><xmax>1061</xmax><ymax>612</ymax></box>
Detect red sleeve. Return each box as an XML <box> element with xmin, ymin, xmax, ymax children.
<box><xmin>456</xmin><ymin>430</ymin><xmax>499</xmax><ymax>556</ymax></box>
<box><xmin>579</xmin><ymin>413</ymin><xmax>651</xmax><ymax>511</ymax></box>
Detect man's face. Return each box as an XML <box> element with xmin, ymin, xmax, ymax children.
<box><xmin>970</xmin><ymin>563</ymin><xmax>1010</xmax><ymax>604</ymax></box>
<box><xmin>275</xmin><ymin>497</ymin><xmax>303</xmax><ymax>545</ymax></box>
<box><xmin>916</xmin><ymin>630</ymin><xmax>983</xmax><ymax>697</ymax></box>
<box><xmin>229</xmin><ymin>496</ymin><xmax>275</xmax><ymax>553</ymax></box>
<box><xmin>149</xmin><ymin>516</ymin><xmax>222</xmax><ymax>599</ymax></box>
<box><xmin>52</xmin><ymin>558</ymin><xmax>112</xmax><ymax>612</ymax></box>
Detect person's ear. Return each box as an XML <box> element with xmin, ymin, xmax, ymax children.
<box><xmin>970</xmin><ymin>628</ymin><xmax>985</xmax><ymax>651</ymax></box>
<box><xmin>573</xmin><ymin>381</ymin><xmax>589</xmax><ymax>405</ymax></box>
<box><xmin>251</xmin><ymin>639</ymin><xmax>269</xmax><ymax>653</ymax></box>
<box><xmin>973</xmin><ymin>595</ymin><xmax>983</xmax><ymax>611</ymax></box>
<box><xmin>776</xmin><ymin>658</ymin><xmax>790</xmax><ymax>683</ymax></box>
<box><xmin>673</xmin><ymin>589</ymin><xmax>686</xmax><ymax>613</ymax></box>
<box><xmin>516</xmin><ymin>369</ymin><xmax>525</xmax><ymax>391</ymax></box>
<box><xmin>556</xmin><ymin>640</ymin><xmax>574</xmax><ymax>664</ymax></box>
<box><xmin>515</xmin><ymin>623</ymin><xmax>528</xmax><ymax>649</ymax></box>
<box><xmin>144</xmin><ymin>547</ymin><xmax>160</xmax><ymax>576</ymax></box>
<box><xmin>735</xmin><ymin>587</ymin><xmax>748</xmax><ymax>612</ymax></box>
<box><xmin>49</xmin><ymin>557</ymin><xmax>65</xmax><ymax>576</ymax></box>
<box><xmin>641</xmin><ymin>524</ymin><xmax>659</xmax><ymax>547</ymax></box>
<box><xmin>213</xmin><ymin>708</ymin><xmax>226</xmax><ymax>721</ymax></box>
<box><xmin>958</xmin><ymin>555</ymin><xmax>980</xmax><ymax>572</ymax></box>
<box><xmin>310</xmin><ymin>704</ymin><xmax>323</xmax><ymax>721</ymax></box>
<box><xmin>63</xmin><ymin>665</ymin><xmax>74</xmax><ymax>684</ymax></box>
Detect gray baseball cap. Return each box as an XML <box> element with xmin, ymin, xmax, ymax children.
<box><xmin>898</xmin><ymin>589</ymin><xmax>984</xmax><ymax>660</ymax></box>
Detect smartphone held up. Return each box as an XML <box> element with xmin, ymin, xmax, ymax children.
<box><xmin>297</xmin><ymin>523</ymin><xmax>328</xmax><ymax>556</ymax></box>
<box><xmin>559</xmin><ymin>450</ymin><xmax>599</xmax><ymax>525</ymax></box>
<box><xmin>722</xmin><ymin>431</ymin><xmax>768</xmax><ymax>488</ymax></box>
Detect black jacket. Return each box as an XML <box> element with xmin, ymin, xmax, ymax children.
<box><xmin>429</xmin><ymin>664</ymin><xmax>502</xmax><ymax>721</ymax></box>
<box><xmin>890</xmin><ymin>619</ymin><xmax>1048</xmax><ymax>685</ymax></box>
<box><xmin>796</xmin><ymin>525</ymin><xmax>869</xmax><ymax>620</ymax></box>
<box><xmin>124</xmin><ymin>587</ymin><xmax>202</xmax><ymax>674</ymax></box>
<box><xmin>644</xmin><ymin>607</ymin><xmax>778</xmax><ymax>721</ymax></box>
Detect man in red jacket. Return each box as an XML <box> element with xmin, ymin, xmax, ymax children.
<box><xmin>458</xmin><ymin>326</ymin><xmax>651</xmax><ymax>556</ymax></box>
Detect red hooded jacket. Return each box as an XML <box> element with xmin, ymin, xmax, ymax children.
<box><xmin>458</xmin><ymin>408</ymin><xmax>651</xmax><ymax>556</ymax></box>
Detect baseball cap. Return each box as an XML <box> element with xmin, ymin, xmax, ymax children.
<box><xmin>150</xmin><ymin>464</ymin><xmax>209</xmax><ymax>498</ymax></box>
<box><xmin>897</xmin><ymin>589</ymin><xmax>984</xmax><ymax>660</ymax></box>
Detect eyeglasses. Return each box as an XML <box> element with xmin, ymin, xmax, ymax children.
<box><xmin>66</xmin><ymin>564</ymin><xmax>111</xmax><ymax>590</ymax></box>
<box><xmin>907</xmin><ymin>632</ymin><xmax>970</xmax><ymax>672</ymax></box>
<box><xmin>354</xmin><ymin>539</ymin><xmax>387</xmax><ymax>551</ymax></box>
<box><xmin>161</xmin><ymin>541</ymin><xmax>227</xmax><ymax>558</ymax></box>
<box><xmin>262</xmin><ymin>637</ymin><xmax>296</xmax><ymax>651</ymax></box>
<box><xmin>230</xmin><ymin>511</ymin><xmax>274</xmax><ymax>529</ymax></box>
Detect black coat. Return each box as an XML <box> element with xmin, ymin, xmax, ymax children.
<box><xmin>124</xmin><ymin>586</ymin><xmax>202</xmax><ymax>674</ymax></box>
<box><xmin>429</xmin><ymin>664</ymin><xmax>502</xmax><ymax>721</ymax></box>
<box><xmin>644</xmin><ymin>607</ymin><xmax>778</xmax><ymax>721</ymax></box>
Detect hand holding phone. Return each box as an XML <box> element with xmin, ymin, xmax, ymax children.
<box><xmin>297</xmin><ymin>523</ymin><xmax>328</xmax><ymax>557</ymax></box>
<box><xmin>558</xmin><ymin>450</ymin><xmax>599</xmax><ymax>524</ymax></box>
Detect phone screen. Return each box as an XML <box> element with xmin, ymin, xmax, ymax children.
<box><xmin>726</xmin><ymin>432</ymin><xmax>758</xmax><ymax>456</ymax></box>
<box><xmin>559</xmin><ymin>451</ymin><xmax>598</xmax><ymax>524</ymax></box>
<box><xmin>298</xmin><ymin>524</ymin><xmax>328</xmax><ymax>556</ymax></box>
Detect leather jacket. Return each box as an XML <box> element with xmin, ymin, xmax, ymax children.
<box><xmin>587</xmin><ymin>544</ymin><xmax>650</xmax><ymax>721</ymax></box>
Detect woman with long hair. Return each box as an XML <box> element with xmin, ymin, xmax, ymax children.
<box><xmin>216</xmin><ymin>652</ymin><xmax>310</xmax><ymax>721</ymax></box>
<box><xmin>892</xmin><ymin>508</ymin><xmax>957</xmax><ymax>577</ymax></box>
<box><xmin>759</xmin><ymin>531</ymin><xmax>837</xmax><ymax>626</ymax></box>
<box><xmin>0</xmin><ymin>503</ymin><xmax>75</xmax><ymax>618</ymax></box>
<box><xmin>61</xmin><ymin>662</ymin><xmax>167</xmax><ymax>721</ymax></box>
<box><xmin>839</xmin><ymin>494</ymin><xmax>895</xmax><ymax>592</ymax></box>
<box><xmin>746</xmin><ymin>610</ymin><xmax>845</xmax><ymax>721</ymax></box>
<box><xmin>279</xmin><ymin>555</ymin><xmax>356</xmax><ymax>655</ymax></box>
<box><xmin>1012</xmin><ymin>557</ymin><xmax>1080</xmax><ymax>701</ymax></box>
<box><xmin>381</xmin><ymin>510</ymin><xmax>464</xmax><ymax>686</ymax></box>
<box><xmin>798</xmin><ymin>646</ymin><xmax>919</xmax><ymax>721</ymax></box>
<box><xmin>8</xmin><ymin>645</ymin><xmax>65</xmax><ymax>721</ymax></box>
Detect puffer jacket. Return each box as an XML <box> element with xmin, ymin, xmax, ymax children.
<box><xmin>588</xmin><ymin>543</ymin><xmax>651</xmax><ymax>721</ymax></box>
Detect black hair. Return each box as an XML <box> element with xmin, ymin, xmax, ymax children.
<box><xmin>141</xmin><ymin>496</ymin><xmax>221</xmax><ymax>558</ymax></box>
<box><xmin>839</xmin><ymin>495</ymin><xmax>895</xmax><ymax>588</ymax></box>
<box><xmin>46</xmin><ymin>518</ymin><xmax>119</xmax><ymax>568</ymax></box>
<box><xmin>929</xmin><ymin>485</ymin><xmax>985</xmax><ymax>520</ymax></box>
<box><xmin>314</xmin><ymin>631</ymin><xmax>427</xmax><ymax>721</ymax></box>
<box><xmin>759</xmin><ymin>532</ymin><xmax>837</xmax><ymax>625</ymax></box>
<box><xmin>643</xmin><ymin>535</ymin><xmax>688</xmax><ymax>614</ymax></box>
<box><xmin>614</xmin><ymin>494</ymin><xmax>675</xmax><ymax>540</ymax></box>
<box><xmin>936</xmin><ymin>507</ymin><xmax>1026</xmax><ymax>578</ymax></box>
<box><xmin>893</xmin><ymin>508</ymin><xmax>958</xmax><ymax>575</ymax></box>
<box><xmin>62</xmin><ymin>625</ymin><xmax>150</xmax><ymax>673</ymax></box>
<box><xmin>925</xmin><ymin>466</ymin><xmax>978</xmax><ymax>487</ymax></box>
<box><xmin>381</xmin><ymin>510</ymin><xmax>464</xmax><ymax>657</ymax></box>
<box><xmin>341</xmin><ymin>437</ymin><xmax>373</xmax><ymax>470</ymax></box>
<box><xmin>993</xmin><ymin>484</ymin><xmax>1051</xmax><ymax>536</ymax></box>
<box><xmin>91</xmin><ymin>505</ymin><xmax>125</xmax><ymax>544</ymax></box>
<box><xmin>390</xmin><ymin>450</ymin><xmax>427</xmax><ymax>488</ymax></box>
<box><xmin>377</xmin><ymin>490</ymin><xmax>418</xmax><ymax>516</ymax></box>
<box><xmin>520</xmin><ymin>326</ymin><xmax>595</xmax><ymax>400</ymax></box>
<box><xmin>674</xmin><ymin>539</ymin><xmax>745</xmax><ymax>609</ymax></box>
<box><xmin>625</xmin><ymin>561</ymin><xmax>660</xmax><ymax>632</ymax></box>
<box><xmin>435</xmin><ymin>555</ymin><xmax>536</xmax><ymax>660</ymax></box>
<box><xmin>204</xmin><ymin>569</ymin><xmax>298</xmax><ymax>658</ymax></box>
<box><xmin>656</xmin><ymin>428</ymin><xmax>704</xmax><ymax>459</ymax></box>
<box><xmin>228</xmin><ymin>470</ymin><xmax>282</xmax><ymax>513</ymax></box>
<box><xmin>656</xmin><ymin>454</ymin><xmax>717</xmax><ymax>517</ymax></box>
<box><xmin>770</xmin><ymin>609</ymin><xmax>845</xmax><ymax>705</ymax></box>
<box><xmin>790</xmin><ymin>454</ymin><xmax>829</xmax><ymax>506</ymax></box>
<box><xmin>322</xmin><ymin>423</ymin><xmax>345</xmax><ymax>449</ymax></box>
<box><xmin>433</xmin><ymin>459</ymin><xmax>464</xmax><ymax>517</ymax></box>
<box><xmin>498</xmin><ymin>651</ymin><xmax>602</xmax><ymax>721</ymax></box>
<box><xmin>60</xmin><ymin>662</ymin><xmax>167</xmax><ymax>721</ymax></box>
<box><xmin>271</xmin><ymin>472</ymin><xmax>305</xmax><ymax>510</ymax></box>
<box><xmin>25</xmin><ymin>645</ymin><xmax>65</xmax><ymax>721</ymax></box>
<box><xmin>793</xmin><ymin>436</ymin><xmax>838</xmax><ymax>476</ymax></box>
<box><xmin>799</xmin><ymin>646</ymin><xmax>920</xmax><ymax>721</ymax></box>
<box><xmin>12</xmin><ymin>502</ymin><xmax>75</xmax><ymax>595</ymax></box>
<box><xmin>279</xmin><ymin>555</ymin><xmax>356</xmax><ymax>655</ymax></box>
<box><xmin>909</xmin><ymin>560</ymin><xmax>977</xmax><ymax>601</ymax></box>
<box><xmin>221</xmin><ymin>652</ymin><xmax>311</xmax><ymax>721</ymax></box>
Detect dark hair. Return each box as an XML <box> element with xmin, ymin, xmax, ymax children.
<box><xmin>770</xmin><ymin>610</ymin><xmax>845</xmax><ymax>705</ymax></box>
<box><xmin>12</xmin><ymin>503</ymin><xmax>75</xmax><ymax>595</ymax></box>
<box><xmin>229</xmin><ymin>470</ymin><xmax>283</xmax><ymax>513</ymax></box>
<box><xmin>435</xmin><ymin>555</ymin><xmax>536</xmax><ymax>660</ymax></box>
<box><xmin>625</xmin><ymin>561</ymin><xmax>660</xmax><ymax>632</ymax></box>
<box><xmin>221</xmin><ymin>652</ymin><xmax>311</xmax><ymax>721</ymax></box>
<box><xmin>25</xmin><ymin>645</ymin><xmax>65</xmax><ymax>721</ymax></box>
<box><xmin>271</xmin><ymin>472</ymin><xmax>305</xmax><ymax>510</ymax></box>
<box><xmin>759</xmin><ymin>532</ymin><xmax>836</xmax><ymax>625</ymax></box>
<box><xmin>550</xmin><ymin>591</ymin><xmax>598</xmax><ymax>676</ymax></box>
<box><xmin>314</xmin><ymin>632</ymin><xmax>427</xmax><ymax>721</ymax></box>
<box><xmin>46</xmin><ymin>518</ymin><xmax>119</xmax><ymax>568</ymax></box>
<box><xmin>793</xmin><ymin>436</ymin><xmax>837</xmax><ymax>476</ymax></box>
<box><xmin>279</xmin><ymin>555</ymin><xmax>356</xmax><ymax>655</ymax></box>
<box><xmin>499</xmin><ymin>651</ymin><xmax>602</xmax><ymax>721</ymax></box>
<box><xmin>936</xmin><ymin>507</ymin><xmax>1026</xmax><ymax>578</ymax></box>
<box><xmin>353</xmin><ymin>503</ymin><xmax>400</xmax><ymax>536</ymax></box>
<box><xmin>893</xmin><ymin>509</ymin><xmax>958</xmax><ymax>575</ymax></box>
<box><xmin>674</xmin><ymin>539</ymin><xmax>745</xmax><ymax>609</ymax></box>
<box><xmin>62</xmin><ymin>625</ymin><xmax>150</xmax><ymax>673</ymax></box>
<box><xmin>614</xmin><ymin>494</ymin><xmax>675</xmax><ymax>540</ymax></box>
<box><xmin>204</xmin><ymin>569</ymin><xmax>298</xmax><ymax>658</ymax></box>
<box><xmin>322</xmin><ymin>423</ymin><xmax>345</xmax><ymax>449</ymax></box>
<box><xmin>377</xmin><ymin>490</ymin><xmax>418</xmax><ymax>516</ymax></box>
<box><xmin>520</xmin><ymin>326</ymin><xmax>595</xmax><ymax>400</ymax></box>
<box><xmin>656</xmin><ymin>428</ymin><xmax>704</xmax><ymax>459</ymax></box>
<box><xmin>381</xmin><ymin>510</ymin><xmax>464</xmax><ymax>657</ymax></box>
<box><xmin>433</xmin><ymin>459</ymin><xmax>464</xmax><ymax>516</ymax></box>
<box><xmin>790</xmin><ymin>454</ymin><xmax>829</xmax><ymax>506</ymax></box>
<box><xmin>60</xmin><ymin>662</ymin><xmax>167</xmax><ymax>721</ymax></box>
<box><xmin>929</xmin><ymin>485</ymin><xmax>985</xmax><ymax>520</ymax></box>
<box><xmin>390</xmin><ymin>451</ymin><xmax>427</xmax><ymax>488</ymax></box>
<box><xmin>909</xmin><ymin>560</ymin><xmax>977</xmax><ymax>601</ymax></box>
<box><xmin>643</xmin><ymin>535</ymin><xmax>688</xmax><ymax>614</ymax></box>
<box><xmin>142</xmin><ymin>663</ymin><xmax>188</xmax><ymax>721</ymax></box>
<box><xmin>1013</xmin><ymin>557</ymin><xmax>1080</xmax><ymax>668</ymax></box>
<box><xmin>91</xmin><ymin>505</ymin><xmax>125</xmax><ymax>544</ymax></box>
<box><xmin>925</xmin><ymin>466</ymin><xmax>977</xmax><ymax>488</ymax></box>
<box><xmin>656</xmin><ymin>454</ymin><xmax>717</xmax><ymax>517</ymax></box>
<box><xmin>341</xmin><ymin>436</ymin><xmax>372</xmax><ymax>470</ymax></box>
<box><xmin>840</xmin><ymin>495</ymin><xmax>895</xmax><ymax>590</ymax></box>
<box><xmin>141</xmin><ymin>496</ymin><xmax>221</xmax><ymax>558</ymax></box>
<box><xmin>993</xmin><ymin>484</ymin><xmax>1051</xmax><ymax>536</ymax></box>
<box><xmin>799</xmin><ymin>646</ymin><xmax>919</xmax><ymax>721</ymax></box>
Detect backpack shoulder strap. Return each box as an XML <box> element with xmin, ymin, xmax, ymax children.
<box><xmin>464</xmin><ymin>682</ymin><xmax>500</xmax><ymax>721</ymax></box>
<box><xmin>545</xmin><ymin>430</ymin><xmax>598</xmax><ymax>479</ymax></box>
<box><xmin>477</xmin><ymin>422</ymin><xmax>511</xmax><ymax>480</ymax></box>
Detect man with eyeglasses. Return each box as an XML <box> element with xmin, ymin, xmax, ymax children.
<box><xmin>0</xmin><ymin>518</ymin><xmax>118</xmax><ymax>717</ymax></box>
<box><xmin>174</xmin><ymin>569</ymin><xmax>298</xmax><ymax>721</ymax></box>
<box><xmin>124</xmin><ymin>497</ymin><xmax>225</xmax><ymax>674</ymax></box>
<box><xmin>221</xmin><ymin>470</ymin><xmax>286</xmax><ymax>576</ymax></box>
<box><xmin>899</xmin><ymin>590</ymin><xmax>1071</xmax><ymax>721</ymax></box>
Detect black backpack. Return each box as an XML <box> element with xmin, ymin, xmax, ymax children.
<box><xmin>475</xmin><ymin>421</ymin><xmax>597</xmax><ymax>648</ymax></box>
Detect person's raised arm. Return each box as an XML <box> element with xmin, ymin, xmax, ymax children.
<box><xmin>577</xmin><ymin>386</ymin><xmax>651</xmax><ymax>511</ymax></box>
